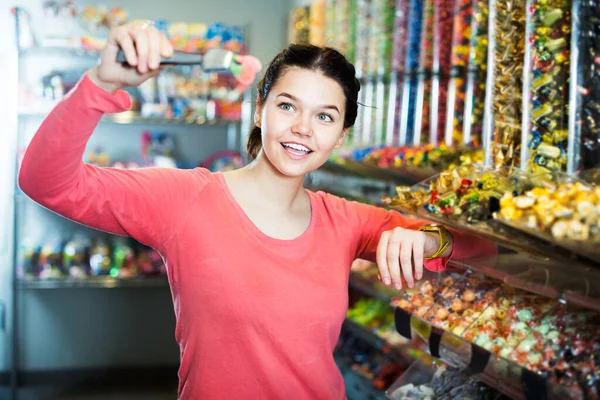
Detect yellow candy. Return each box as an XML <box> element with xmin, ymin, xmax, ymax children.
<box><xmin>501</xmin><ymin>207</ymin><xmax>523</xmax><ymax>221</ymax></box>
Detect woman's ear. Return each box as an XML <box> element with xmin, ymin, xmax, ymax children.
<box><xmin>334</xmin><ymin>128</ymin><xmax>349</xmax><ymax>149</ymax></box>
<box><xmin>254</xmin><ymin>105</ymin><xmax>262</xmax><ymax>128</ymax></box>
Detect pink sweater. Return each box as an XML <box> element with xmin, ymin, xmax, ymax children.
<box><xmin>18</xmin><ymin>75</ymin><xmax>496</xmax><ymax>399</ymax></box>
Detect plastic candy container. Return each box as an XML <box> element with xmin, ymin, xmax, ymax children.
<box><xmin>401</xmin><ymin>0</ymin><xmax>423</xmax><ymax>145</ymax></box>
<box><xmin>325</xmin><ymin>0</ymin><xmax>336</xmax><ymax>46</ymax></box>
<box><xmin>491</xmin><ymin>0</ymin><xmax>526</xmax><ymax>169</ymax></box>
<box><xmin>388</xmin><ymin>0</ymin><xmax>410</xmax><ymax>146</ymax></box>
<box><xmin>445</xmin><ymin>0</ymin><xmax>473</xmax><ymax>146</ymax></box>
<box><xmin>431</xmin><ymin>0</ymin><xmax>455</xmax><ymax>145</ymax></box>
<box><xmin>413</xmin><ymin>0</ymin><xmax>435</xmax><ymax>145</ymax></box>
<box><xmin>571</xmin><ymin>0</ymin><xmax>600</xmax><ymax>174</ymax></box>
<box><xmin>354</xmin><ymin>0</ymin><xmax>371</xmax><ymax>76</ymax></box>
<box><xmin>524</xmin><ymin>0</ymin><xmax>571</xmax><ymax>174</ymax></box>
<box><xmin>463</xmin><ymin>0</ymin><xmax>489</xmax><ymax>146</ymax></box>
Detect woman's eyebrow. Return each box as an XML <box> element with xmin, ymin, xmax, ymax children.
<box><xmin>277</xmin><ymin>92</ymin><xmax>340</xmax><ymax>114</ymax></box>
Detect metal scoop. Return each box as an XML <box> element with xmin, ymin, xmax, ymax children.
<box><xmin>116</xmin><ymin>47</ymin><xmax>235</xmax><ymax>73</ymax></box>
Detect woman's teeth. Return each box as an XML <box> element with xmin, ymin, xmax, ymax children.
<box><xmin>282</xmin><ymin>143</ymin><xmax>312</xmax><ymax>154</ymax></box>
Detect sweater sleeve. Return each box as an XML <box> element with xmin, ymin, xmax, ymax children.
<box><xmin>18</xmin><ymin>74</ymin><xmax>210</xmax><ymax>251</ymax></box>
<box><xmin>349</xmin><ymin>200</ymin><xmax>498</xmax><ymax>271</ymax></box>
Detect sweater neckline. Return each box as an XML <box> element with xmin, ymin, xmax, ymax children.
<box><xmin>214</xmin><ymin>171</ymin><xmax>317</xmax><ymax>247</ymax></box>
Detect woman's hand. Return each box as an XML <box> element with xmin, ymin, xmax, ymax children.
<box><xmin>376</xmin><ymin>227</ymin><xmax>452</xmax><ymax>290</ymax></box>
<box><xmin>88</xmin><ymin>20</ymin><xmax>173</xmax><ymax>92</ymax></box>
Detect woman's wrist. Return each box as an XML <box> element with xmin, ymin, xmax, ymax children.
<box><xmin>423</xmin><ymin>231</ymin><xmax>454</xmax><ymax>259</ymax></box>
<box><xmin>87</xmin><ymin>67</ymin><xmax>120</xmax><ymax>94</ymax></box>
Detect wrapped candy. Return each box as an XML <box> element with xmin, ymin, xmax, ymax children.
<box><xmin>524</xmin><ymin>0</ymin><xmax>571</xmax><ymax>174</ymax></box>
<box><xmin>393</xmin><ymin>165</ymin><xmax>523</xmax><ymax>222</ymax></box>
<box><xmin>461</xmin><ymin>288</ymin><xmax>554</xmax><ymax>357</ymax></box>
<box><xmin>423</xmin><ymin>274</ymin><xmax>502</xmax><ymax>334</ymax></box>
<box><xmin>499</xmin><ymin>181</ymin><xmax>600</xmax><ymax>241</ymax></box>
<box><xmin>491</xmin><ymin>0</ymin><xmax>526</xmax><ymax>169</ymax></box>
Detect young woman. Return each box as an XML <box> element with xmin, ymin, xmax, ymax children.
<box><xmin>19</xmin><ymin>20</ymin><xmax>495</xmax><ymax>400</ymax></box>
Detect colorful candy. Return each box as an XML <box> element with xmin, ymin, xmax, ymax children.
<box><xmin>431</xmin><ymin>0</ymin><xmax>455</xmax><ymax>145</ymax></box>
<box><xmin>414</xmin><ymin>0</ymin><xmax>435</xmax><ymax>145</ymax></box>
<box><xmin>463</xmin><ymin>0</ymin><xmax>489</xmax><ymax>147</ymax></box>
<box><xmin>401</xmin><ymin>0</ymin><xmax>424</xmax><ymax>144</ymax></box>
<box><xmin>446</xmin><ymin>0</ymin><xmax>473</xmax><ymax>145</ymax></box>
<box><xmin>388</xmin><ymin>0</ymin><xmax>410</xmax><ymax>146</ymax></box>
<box><xmin>499</xmin><ymin>182</ymin><xmax>600</xmax><ymax>241</ymax></box>
<box><xmin>491</xmin><ymin>0</ymin><xmax>526</xmax><ymax>169</ymax></box>
<box><xmin>525</xmin><ymin>0</ymin><xmax>571</xmax><ymax>174</ymax></box>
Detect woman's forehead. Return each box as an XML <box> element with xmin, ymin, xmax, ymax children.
<box><xmin>271</xmin><ymin>68</ymin><xmax>346</xmax><ymax>108</ymax></box>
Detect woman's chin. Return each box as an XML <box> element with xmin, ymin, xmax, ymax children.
<box><xmin>269</xmin><ymin>154</ymin><xmax>321</xmax><ymax>178</ymax></box>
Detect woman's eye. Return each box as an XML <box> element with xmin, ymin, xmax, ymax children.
<box><xmin>317</xmin><ymin>113</ymin><xmax>333</xmax><ymax>122</ymax></box>
<box><xmin>278</xmin><ymin>103</ymin><xmax>294</xmax><ymax>111</ymax></box>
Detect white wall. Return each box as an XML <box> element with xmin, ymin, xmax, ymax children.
<box><xmin>2</xmin><ymin>0</ymin><xmax>293</xmax><ymax>374</ymax></box>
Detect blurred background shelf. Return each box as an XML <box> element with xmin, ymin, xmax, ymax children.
<box><xmin>17</xmin><ymin>277</ymin><xmax>169</xmax><ymax>290</ymax></box>
<box><xmin>18</xmin><ymin>110</ymin><xmax>239</xmax><ymax>126</ymax></box>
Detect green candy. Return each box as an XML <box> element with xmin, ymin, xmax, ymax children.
<box><xmin>543</xmin><ymin>9</ymin><xmax>563</xmax><ymax>26</ymax></box>
<box><xmin>518</xmin><ymin>309</ymin><xmax>534</xmax><ymax>322</ymax></box>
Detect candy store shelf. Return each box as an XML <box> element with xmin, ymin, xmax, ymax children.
<box><xmin>391</xmin><ymin>267</ymin><xmax>600</xmax><ymax>400</ymax></box>
<box><xmin>322</xmin><ymin>158</ymin><xmax>433</xmax><ymax>185</ymax></box>
<box><xmin>386</xmin><ymin>354</ymin><xmax>509</xmax><ymax>400</ymax></box>
<box><xmin>18</xmin><ymin>110</ymin><xmax>237</xmax><ymax>126</ymax></box>
<box><xmin>448</xmin><ymin>253</ymin><xmax>600</xmax><ymax>311</ymax></box>
<box><xmin>334</xmin><ymin>355</ymin><xmax>388</xmax><ymax>400</ymax></box>
<box><xmin>387</xmin><ymin>164</ymin><xmax>600</xmax><ymax>267</ymax></box>
<box><xmin>493</xmin><ymin>218</ymin><xmax>600</xmax><ymax>266</ymax></box>
<box><xmin>17</xmin><ymin>276</ymin><xmax>169</xmax><ymax>290</ymax></box>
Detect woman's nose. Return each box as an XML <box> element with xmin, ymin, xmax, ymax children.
<box><xmin>291</xmin><ymin>115</ymin><xmax>312</xmax><ymax>136</ymax></box>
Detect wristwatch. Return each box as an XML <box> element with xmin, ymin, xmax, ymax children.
<box><xmin>418</xmin><ymin>225</ymin><xmax>451</xmax><ymax>259</ymax></box>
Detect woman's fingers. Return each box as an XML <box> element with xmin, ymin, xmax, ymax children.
<box><xmin>160</xmin><ymin>34</ymin><xmax>174</xmax><ymax>58</ymax></box>
<box><xmin>114</xmin><ymin>28</ymin><xmax>137</xmax><ymax>66</ymax></box>
<box><xmin>376</xmin><ymin>231</ymin><xmax>391</xmax><ymax>286</ymax></box>
<box><xmin>399</xmin><ymin>234</ymin><xmax>414</xmax><ymax>288</ymax></box>
<box><xmin>387</xmin><ymin>228</ymin><xmax>405</xmax><ymax>290</ymax></box>
<box><xmin>132</xmin><ymin>26</ymin><xmax>150</xmax><ymax>73</ymax></box>
<box><xmin>146</xmin><ymin>27</ymin><xmax>162</xmax><ymax>70</ymax></box>
<box><xmin>376</xmin><ymin>228</ymin><xmax>430</xmax><ymax>290</ymax></box>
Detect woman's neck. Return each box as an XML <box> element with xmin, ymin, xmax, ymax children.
<box><xmin>232</xmin><ymin>152</ymin><xmax>308</xmax><ymax>211</ymax></box>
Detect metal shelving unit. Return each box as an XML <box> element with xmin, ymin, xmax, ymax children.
<box><xmin>17</xmin><ymin>277</ymin><xmax>169</xmax><ymax>290</ymax></box>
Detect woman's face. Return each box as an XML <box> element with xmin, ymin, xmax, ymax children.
<box><xmin>256</xmin><ymin>67</ymin><xmax>348</xmax><ymax>177</ymax></box>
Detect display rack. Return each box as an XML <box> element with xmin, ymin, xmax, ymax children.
<box><xmin>333</xmin><ymin>162</ymin><xmax>600</xmax><ymax>399</ymax></box>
